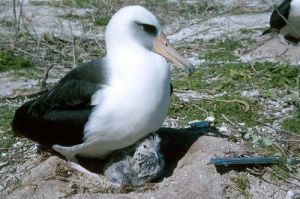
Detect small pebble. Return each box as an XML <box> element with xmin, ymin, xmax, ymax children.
<box><xmin>12</xmin><ymin>141</ymin><xmax>23</xmax><ymax>148</ymax></box>
<box><xmin>285</xmin><ymin>190</ymin><xmax>294</xmax><ymax>199</ymax></box>
<box><xmin>1</xmin><ymin>153</ymin><xmax>7</xmax><ymax>157</ymax></box>
<box><xmin>0</xmin><ymin>162</ymin><xmax>8</xmax><ymax>167</ymax></box>
<box><xmin>205</xmin><ymin>116</ymin><xmax>215</xmax><ymax>122</ymax></box>
<box><xmin>219</xmin><ymin>126</ymin><xmax>228</xmax><ymax>133</ymax></box>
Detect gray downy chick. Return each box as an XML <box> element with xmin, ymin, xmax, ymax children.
<box><xmin>104</xmin><ymin>133</ymin><xmax>164</xmax><ymax>186</ymax></box>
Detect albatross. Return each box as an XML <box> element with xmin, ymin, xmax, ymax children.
<box><xmin>262</xmin><ymin>0</ymin><xmax>300</xmax><ymax>43</ymax></box>
<box><xmin>12</xmin><ymin>5</ymin><xmax>194</xmax><ymax>162</ymax></box>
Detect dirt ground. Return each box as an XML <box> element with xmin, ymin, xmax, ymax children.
<box><xmin>0</xmin><ymin>0</ymin><xmax>299</xmax><ymax>198</ymax></box>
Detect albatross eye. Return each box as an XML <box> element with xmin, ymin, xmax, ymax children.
<box><xmin>140</xmin><ymin>24</ymin><xmax>157</xmax><ymax>36</ymax></box>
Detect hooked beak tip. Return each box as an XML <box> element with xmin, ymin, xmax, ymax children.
<box><xmin>153</xmin><ymin>31</ymin><xmax>195</xmax><ymax>76</ymax></box>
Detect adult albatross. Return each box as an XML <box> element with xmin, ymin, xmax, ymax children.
<box><xmin>262</xmin><ymin>0</ymin><xmax>300</xmax><ymax>43</ymax></box>
<box><xmin>12</xmin><ymin>5</ymin><xmax>194</xmax><ymax>162</ymax></box>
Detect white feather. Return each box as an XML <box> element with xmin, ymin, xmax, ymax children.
<box><xmin>53</xmin><ymin>6</ymin><xmax>171</xmax><ymax>160</ymax></box>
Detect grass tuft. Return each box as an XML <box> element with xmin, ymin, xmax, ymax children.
<box><xmin>233</xmin><ymin>174</ymin><xmax>252</xmax><ymax>199</ymax></box>
<box><xmin>281</xmin><ymin>108</ymin><xmax>300</xmax><ymax>135</ymax></box>
<box><xmin>94</xmin><ymin>17</ymin><xmax>110</xmax><ymax>26</ymax></box>
<box><xmin>201</xmin><ymin>39</ymin><xmax>242</xmax><ymax>61</ymax></box>
<box><xmin>168</xmin><ymin>95</ymin><xmax>260</xmax><ymax>127</ymax></box>
<box><xmin>0</xmin><ymin>104</ymin><xmax>16</xmax><ymax>150</ymax></box>
<box><xmin>0</xmin><ymin>50</ymin><xmax>34</xmax><ymax>72</ymax></box>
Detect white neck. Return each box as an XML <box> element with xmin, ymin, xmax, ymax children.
<box><xmin>290</xmin><ymin>0</ymin><xmax>300</xmax><ymax>17</ymax></box>
<box><xmin>105</xmin><ymin>35</ymin><xmax>163</xmax><ymax>83</ymax></box>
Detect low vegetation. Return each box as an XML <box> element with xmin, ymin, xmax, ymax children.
<box><xmin>0</xmin><ymin>50</ymin><xmax>34</xmax><ymax>72</ymax></box>
<box><xmin>0</xmin><ymin>103</ymin><xmax>16</xmax><ymax>150</ymax></box>
<box><xmin>233</xmin><ymin>174</ymin><xmax>252</xmax><ymax>199</ymax></box>
<box><xmin>170</xmin><ymin>38</ymin><xmax>300</xmax><ymax>178</ymax></box>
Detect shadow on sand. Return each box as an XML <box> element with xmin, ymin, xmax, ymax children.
<box><xmin>75</xmin><ymin>125</ymin><xmax>226</xmax><ymax>181</ymax></box>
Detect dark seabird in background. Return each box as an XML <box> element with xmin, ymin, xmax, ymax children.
<box><xmin>262</xmin><ymin>0</ymin><xmax>300</xmax><ymax>43</ymax></box>
<box><xmin>12</xmin><ymin>5</ymin><xmax>194</xmax><ymax>162</ymax></box>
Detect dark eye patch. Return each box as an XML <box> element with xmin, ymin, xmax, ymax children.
<box><xmin>137</xmin><ymin>23</ymin><xmax>157</xmax><ymax>36</ymax></box>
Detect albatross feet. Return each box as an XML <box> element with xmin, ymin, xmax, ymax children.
<box><xmin>278</xmin><ymin>34</ymin><xmax>290</xmax><ymax>45</ymax></box>
<box><xmin>278</xmin><ymin>34</ymin><xmax>299</xmax><ymax>46</ymax></box>
<box><xmin>68</xmin><ymin>161</ymin><xmax>101</xmax><ymax>180</ymax></box>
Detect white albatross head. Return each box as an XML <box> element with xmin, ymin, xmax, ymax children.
<box><xmin>105</xmin><ymin>5</ymin><xmax>194</xmax><ymax>76</ymax></box>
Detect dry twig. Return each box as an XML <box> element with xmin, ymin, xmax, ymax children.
<box><xmin>222</xmin><ymin>114</ymin><xmax>237</xmax><ymax>126</ymax></box>
<box><xmin>4</xmin><ymin>90</ymin><xmax>47</xmax><ymax>100</ymax></box>
<box><xmin>265</xmin><ymin>168</ymin><xmax>300</xmax><ymax>188</ymax></box>
<box><xmin>205</xmin><ymin>98</ymin><xmax>250</xmax><ymax>112</ymax></box>
<box><xmin>192</xmin><ymin>104</ymin><xmax>209</xmax><ymax>118</ymax></box>
<box><xmin>69</xmin><ymin>23</ymin><xmax>77</xmax><ymax>69</ymax></box>
<box><xmin>40</xmin><ymin>64</ymin><xmax>54</xmax><ymax>92</ymax></box>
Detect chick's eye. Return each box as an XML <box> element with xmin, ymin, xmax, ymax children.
<box><xmin>141</xmin><ymin>24</ymin><xmax>157</xmax><ymax>35</ymax></box>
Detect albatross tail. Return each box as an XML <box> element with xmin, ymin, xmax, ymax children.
<box><xmin>12</xmin><ymin>100</ymin><xmax>42</xmax><ymax>142</ymax></box>
<box><xmin>12</xmin><ymin>100</ymin><xmax>90</xmax><ymax>147</ymax></box>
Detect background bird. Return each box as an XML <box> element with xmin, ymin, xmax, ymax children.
<box><xmin>262</xmin><ymin>0</ymin><xmax>300</xmax><ymax>43</ymax></box>
<box><xmin>12</xmin><ymin>5</ymin><xmax>194</xmax><ymax>162</ymax></box>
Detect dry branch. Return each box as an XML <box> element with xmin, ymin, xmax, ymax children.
<box><xmin>40</xmin><ymin>64</ymin><xmax>54</xmax><ymax>92</ymax></box>
<box><xmin>204</xmin><ymin>98</ymin><xmax>250</xmax><ymax>112</ymax></box>
<box><xmin>4</xmin><ymin>90</ymin><xmax>48</xmax><ymax>100</ymax></box>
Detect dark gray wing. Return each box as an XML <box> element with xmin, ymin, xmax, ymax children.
<box><xmin>270</xmin><ymin>0</ymin><xmax>292</xmax><ymax>30</ymax></box>
<box><xmin>12</xmin><ymin>58</ymin><xmax>108</xmax><ymax>147</ymax></box>
<box><xmin>262</xmin><ymin>0</ymin><xmax>292</xmax><ymax>35</ymax></box>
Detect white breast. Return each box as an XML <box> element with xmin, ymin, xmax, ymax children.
<box><xmin>80</xmin><ymin>51</ymin><xmax>170</xmax><ymax>157</ymax></box>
